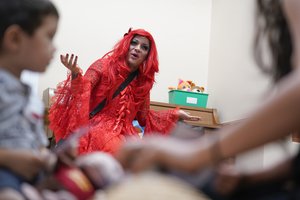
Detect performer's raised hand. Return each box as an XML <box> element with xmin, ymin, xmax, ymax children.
<box><xmin>60</xmin><ymin>53</ymin><xmax>81</xmax><ymax>79</ymax></box>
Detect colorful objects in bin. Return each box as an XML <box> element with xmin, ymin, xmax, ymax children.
<box><xmin>168</xmin><ymin>79</ymin><xmax>208</xmax><ymax>108</ymax></box>
<box><xmin>168</xmin><ymin>79</ymin><xmax>205</xmax><ymax>93</ymax></box>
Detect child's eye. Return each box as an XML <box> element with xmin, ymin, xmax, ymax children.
<box><xmin>48</xmin><ymin>31</ymin><xmax>55</xmax><ymax>40</ymax></box>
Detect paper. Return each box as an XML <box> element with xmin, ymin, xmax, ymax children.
<box><xmin>186</xmin><ymin>97</ymin><xmax>197</xmax><ymax>104</ymax></box>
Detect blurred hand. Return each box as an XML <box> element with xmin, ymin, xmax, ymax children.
<box><xmin>55</xmin><ymin>126</ymin><xmax>88</xmax><ymax>168</ymax></box>
<box><xmin>213</xmin><ymin>164</ymin><xmax>244</xmax><ymax>196</ymax></box>
<box><xmin>60</xmin><ymin>53</ymin><xmax>81</xmax><ymax>78</ymax></box>
<box><xmin>40</xmin><ymin>148</ymin><xmax>58</xmax><ymax>173</ymax></box>
<box><xmin>21</xmin><ymin>183</ymin><xmax>43</xmax><ymax>200</ymax></box>
<box><xmin>5</xmin><ymin>150</ymin><xmax>46</xmax><ymax>180</ymax></box>
<box><xmin>116</xmin><ymin>136</ymin><xmax>205</xmax><ymax>173</ymax></box>
<box><xmin>56</xmin><ymin>143</ymin><xmax>78</xmax><ymax>168</ymax></box>
<box><xmin>22</xmin><ymin>183</ymin><xmax>77</xmax><ymax>200</ymax></box>
<box><xmin>42</xmin><ymin>190</ymin><xmax>77</xmax><ymax>200</ymax></box>
<box><xmin>76</xmin><ymin>152</ymin><xmax>124</xmax><ymax>189</ymax></box>
<box><xmin>178</xmin><ymin>110</ymin><xmax>201</xmax><ymax>121</ymax></box>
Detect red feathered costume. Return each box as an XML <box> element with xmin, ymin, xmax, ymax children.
<box><xmin>49</xmin><ymin>29</ymin><xmax>179</xmax><ymax>154</ymax></box>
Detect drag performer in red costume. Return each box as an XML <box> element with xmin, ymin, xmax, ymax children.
<box><xmin>49</xmin><ymin>28</ymin><xmax>199</xmax><ymax>154</ymax></box>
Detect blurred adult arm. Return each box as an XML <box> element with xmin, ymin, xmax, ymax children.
<box><xmin>214</xmin><ymin>156</ymin><xmax>293</xmax><ymax>195</ymax></box>
<box><xmin>117</xmin><ymin>68</ymin><xmax>300</xmax><ymax>173</ymax></box>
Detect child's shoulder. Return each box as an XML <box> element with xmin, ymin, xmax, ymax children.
<box><xmin>0</xmin><ymin>69</ymin><xmax>26</xmax><ymax>107</ymax></box>
<box><xmin>0</xmin><ymin>69</ymin><xmax>20</xmax><ymax>84</ymax></box>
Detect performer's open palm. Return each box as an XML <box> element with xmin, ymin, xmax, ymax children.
<box><xmin>60</xmin><ymin>53</ymin><xmax>81</xmax><ymax>77</ymax></box>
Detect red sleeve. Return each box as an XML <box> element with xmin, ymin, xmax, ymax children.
<box><xmin>136</xmin><ymin>94</ymin><xmax>179</xmax><ymax>135</ymax></box>
<box><xmin>49</xmin><ymin>61</ymin><xmax>102</xmax><ymax>142</ymax></box>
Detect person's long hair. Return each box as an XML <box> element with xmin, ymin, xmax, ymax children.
<box><xmin>255</xmin><ymin>0</ymin><xmax>293</xmax><ymax>82</ymax></box>
<box><xmin>101</xmin><ymin>28</ymin><xmax>159</xmax><ymax>102</ymax></box>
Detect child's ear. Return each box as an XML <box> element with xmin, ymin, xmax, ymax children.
<box><xmin>2</xmin><ymin>25</ymin><xmax>24</xmax><ymax>52</ymax></box>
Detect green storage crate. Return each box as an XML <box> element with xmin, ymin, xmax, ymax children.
<box><xmin>168</xmin><ymin>90</ymin><xmax>208</xmax><ymax>108</ymax></box>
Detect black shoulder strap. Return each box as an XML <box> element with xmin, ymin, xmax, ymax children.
<box><xmin>89</xmin><ymin>70</ymin><xmax>139</xmax><ymax>118</ymax></box>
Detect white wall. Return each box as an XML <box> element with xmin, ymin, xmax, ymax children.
<box><xmin>207</xmin><ymin>0</ymin><xmax>299</xmax><ymax>171</ymax></box>
<box><xmin>38</xmin><ymin>0</ymin><xmax>212</xmax><ymax>103</ymax></box>
<box><xmin>207</xmin><ymin>0</ymin><xmax>272</xmax><ymax>123</ymax></box>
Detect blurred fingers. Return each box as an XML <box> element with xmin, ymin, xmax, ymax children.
<box><xmin>117</xmin><ymin>147</ymin><xmax>157</xmax><ymax>173</ymax></box>
<box><xmin>57</xmin><ymin>152</ymin><xmax>76</xmax><ymax>167</ymax></box>
<box><xmin>21</xmin><ymin>183</ymin><xmax>43</xmax><ymax>200</ymax></box>
<box><xmin>115</xmin><ymin>145</ymin><xmax>140</xmax><ymax>169</ymax></box>
<box><xmin>129</xmin><ymin>149</ymin><xmax>158</xmax><ymax>173</ymax></box>
<box><xmin>213</xmin><ymin>165</ymin><xmax>241</xmax><ymax>195</ymax></box>
<box><xmin>189</xmin><ymin>116</ymin><xmax>201</xmax><ymax>121</ymax></box>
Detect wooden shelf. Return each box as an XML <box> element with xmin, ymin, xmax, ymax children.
<box><xmin>150</xmin><ymin>101</ymin><xmax>220</xmax><ymax>129</ymax></box>
<box><xmin>42</xmin><ymin>88</ymin><xmax>221</xmax><ymax>139</ymax></box>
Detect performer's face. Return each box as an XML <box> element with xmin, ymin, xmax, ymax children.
<box><xmin>126</xmin><ymin>35</ymin><xmax>150</xmax><ymax>69</ymax></box>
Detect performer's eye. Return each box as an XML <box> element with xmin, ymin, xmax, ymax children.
<box><xmin>141</xmin><ymin>45</ymin><xmax>149</xmax><ymax>51</ymax></box>
<box><xmin>130</xmin><ymin>40</ymin><xmax>138</xmax><ymax>46</ymax></box>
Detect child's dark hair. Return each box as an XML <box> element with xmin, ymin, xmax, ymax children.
<box><xmin>254</xmin><ymin>0</ymin><xmax>293</xmax><ymax>83</ymax></box>
<box><xmin>0</xmin><ymin>0</ymin><xmax>59</xmax><ymax>44</ymax></box>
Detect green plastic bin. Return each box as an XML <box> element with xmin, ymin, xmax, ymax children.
<box><xmin>168</xmin><ymin>90</ymin><xmax>208</xmax><ymax>108</ymax></box>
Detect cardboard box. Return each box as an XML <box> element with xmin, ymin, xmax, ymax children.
<box><xmin>168</xmin><ymin>90</ymin><xmax>208</xmax><ymax>108</ymax></box>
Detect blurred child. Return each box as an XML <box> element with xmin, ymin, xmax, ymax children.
<box><xmin>0</xmin><ymin>0</ymin><xmax>59</xmax><ymax>199</ymax></box>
